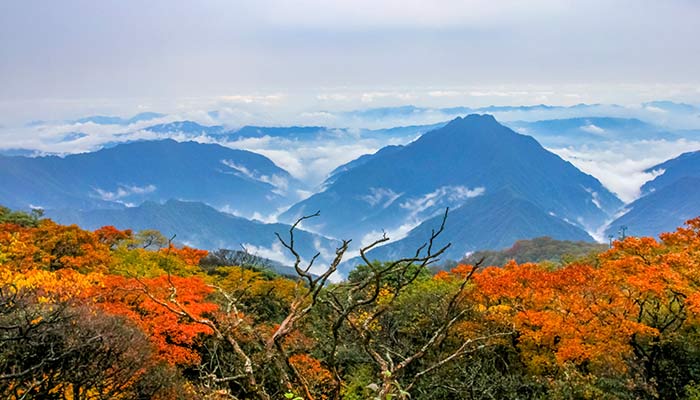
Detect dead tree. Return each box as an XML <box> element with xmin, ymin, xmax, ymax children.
<box><xmin>134</xmin><ymin>209</ymin><xmax>510</xmax><ymax>400</ymax></box>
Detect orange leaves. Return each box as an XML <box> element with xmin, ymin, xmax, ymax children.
<box><xmin>95</xmin><ymin>274</ymin><xmax>218</xmax><ymax>366</ymax></box>
<box><xmin>0</xmin><ymin>220</ymin><xmax>111</xmax><ymax>273</ymax></box>
<box><xmin>465</xmin><ymin>217</ymin><xmax>700</xmax><ymax>379</ymax></box>
<box><xmin>162</xmin><ymin>245</ymin><xmax>208</xmax><ymax>266</ymax></box>
<box><xmin>94</xmin><ymin>225</ymin><xmax>133</xmax><ymax>248</ymax></box>
<box><xmin>289</xmin><ymin>354</ymin><xmax>334</xmax><ymax>398</ymax></box>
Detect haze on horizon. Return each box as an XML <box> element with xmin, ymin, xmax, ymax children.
<box><xmin>1</xmin><ymin>0</ymin><xmax>700</xmax><ymax>123</ymax></box>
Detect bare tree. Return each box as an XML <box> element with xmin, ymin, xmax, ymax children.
<box><xmin>133</xmin><ymin>209</ymin><xmax>510</xmax><ymax>400</ymax></box>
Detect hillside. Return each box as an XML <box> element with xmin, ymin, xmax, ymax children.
<box><xmin>282</xmin><ymin>114</ymin><xmax>621</xmax><ymax>242</ymax></box>
<box><xmin>47</xmin><ymin>199</ymin><xmax>339</xmax><ymax>268</ymax></box>
<box><xmin>460</xmin><ymin>236</ymin><xmax>608</xmax><ymax>267</ymax></box>
<box><xmin>0</xmin><ymin>139</ymin><xmax>299</xmax><ymax>217</ymax></box>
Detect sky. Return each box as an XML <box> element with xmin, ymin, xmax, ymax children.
<box><xmin>1</xmin><ymin>0</ymin><xmax>700</xmax><ymax>123</ymax></box>
<box><xmin>2</xmin><ymin>0</ymin><xmax>700</xmax><ymax>207</ymax></box>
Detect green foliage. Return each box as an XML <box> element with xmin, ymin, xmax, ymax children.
<box><xmin>348</xmin><ymin>260</ymin><xmax>432</xmax><ymax>287</ymax></box>
<box><xmin>0</xmin><ymin>205</ymin><xmax>44</xmax><ymax>227</ymax></box>
<box><xmin>6</xmin><ymin>215</ymin><xmax>700</xmax><ymax>399</ymax></box>
<box><xmin>461</xmin><ymin>236</ymin><xmax>608</xmax><ymax>267</ymax></box>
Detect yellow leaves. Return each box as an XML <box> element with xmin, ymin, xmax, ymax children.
<box><xmin>376</xmin><ymin>285</ymin><xmax>392</xmax><ymax>305</ymax></box>
<box><xmin>1</xmin><ymin>267</ymin><xmax>102</xmax><ymax>303</ymax></box>
<box><xmin>350</xmin><ymin>310</ymin><xmax>381</xmax><ymax>332</ymax></box>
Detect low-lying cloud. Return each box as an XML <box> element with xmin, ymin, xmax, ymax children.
<box><xmin>551</xmin><ymin>139</ymin><xmax>700</xmax><ymax>203</ymax></box>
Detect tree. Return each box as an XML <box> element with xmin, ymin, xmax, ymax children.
<box><xmin>0</xmin><ymin>268</ymin><xmax>176</xmax><ymax>399</ymax></box>
<box><xmin>129</xmin><ymin>209</ymin><xmax>511</xmax><ymax>400</ymax></box>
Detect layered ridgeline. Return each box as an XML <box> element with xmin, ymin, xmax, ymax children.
<box><xmin>48</xmin><ymin>199</ymin><xmax>339</xmax><ymax>267</ymax></box>
<box><xmin>606</xmin><ymin>151</ymin><xmax>700</xmax><ymax>238</ymax></box>
<box><xmin>143</xmin><ymin>120</ymin><xmax>441</xmax><ymax>142</ymax></box>
<box><xmin>507</xmin><ymin>117</ymin><xmax>678</xmax><ymax>147</ymax></box>
<box><xmin>282</xmin><ymin>115</ymin><xmax>622</xmax><ymax>256</ymax></box>
<box><xmin>0</xmin><ymin>139</ymin><xmax>300</xmax><ymax>217</ymax></box>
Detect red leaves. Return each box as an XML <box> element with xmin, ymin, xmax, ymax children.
<box><xmin>95</xmin><ymin>274</ymin><xmax>218</xmax><ymax>366</ymax></box>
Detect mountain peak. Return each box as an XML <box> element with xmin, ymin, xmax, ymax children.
<box><xmin>446</xmin><ymin>113</ymin><xmax>499</xmax><ymax>127</ymax></box>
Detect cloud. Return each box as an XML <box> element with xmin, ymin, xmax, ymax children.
<box><xmin>428</xmin><ymin>90</ymin><xmax>463</xmax><ymax>98</ymax></box>
<box><xmin>222</xmin><ymin>134</ymin><xmax>410</xmax><ymax>185</ymax></box>
<box><xmin>360</xmin><ymin>187</ymin><xmax>403</xmax><ymax>208</ymax></box>
<box><xmin>221</xmin><ymin>159</ymin><xmax>289</xmax><ymax>192</ymax></box>
<box><xmin>216</xmin><ymin>94</ymin><xmax>285</xmax><ymax>105</ymax></box>
<box><xmin>94</xmin><ymin>184</ymin><xmax>156</xmax><ymax>201</ymax></box>
<box><xmin>361</xmin><ymin>91</ymin><xmax>416</xmax><ymax>103</ymax></box>
<box><xmin>470</xmin><ymin>90</ymin><xmax>530</xmax><ymax>97</ymax></box>
<box><xmin>550</xmin><ymin>139</ymin><xmax>700</xmax><ymax>203</ymax></box>
<box><xmin>260</xmin><ymin>0</ymin><xmax>569</xmax><ymax>29</ymax></box>
<box><xmin>581</xmin><ymin>124</ymin><xmax>605</xmax><ymax>134</ymax></box>
<box><xmin>241</xmin><ymin>241</ymin><xmax>298</xmax><ymax>267</ymax></box>
<box><xmin>399</xmin><ymin>186</ymin><xmax>485</xmax><ymax>215</ymax></box>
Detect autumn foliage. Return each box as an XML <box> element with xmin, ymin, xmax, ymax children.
<box><xmin>4</xmin><ymin>211</ymin><xmax>700</xmax><ymax>399</ymax></box>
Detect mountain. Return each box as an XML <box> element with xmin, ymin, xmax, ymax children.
<box><xmin>144</xmin><ymin>121</ymin><xmax>226</xmax><ymax>136</ymax></box>
<box><xmin>281</xmin><ymin>114</ymin><xmax>622</xmax><ymax>241</ymax></box>
<box><xmin>141</xmin><ymin>121</ymin><xmax>439</xmax><ymax>144</ymax></box>
<box><xmin>352</xmin><ymin>190</ymin><xmax>595</xmax><ymax>268</ymax></box>
<box><xmin>507</xmin><ymin>117</ymin><xmax>677</xmax><ymax>146</ymax></box>
<box><xmin>460</xmin><ymin>236</ymin><xmax>608</xmax><ymax>268</ymax></box>
<box><xmin>642</xmin><ymin>101</ymin><xmax>698</xmax><ymax>114</ymax></box>
<box><xmin>0</xmin><ymin>139</ymin><xmax>299</xmax><ymax>216</ymax></box>
<box><xmin>605</xmin><ymin>177</ymin><xmax>700</xmax><ymax>239</ymax></box>
<box><xmin>48</xmin><ymin>200</ymin><xmax>339</xmax><ymax>267</ymax></box>
<box><xmin>640</xmin><ymin>151</ymin><xmax>700</xmax><ymax>195</ymax></box>
<box><xmin>229</xmin><ymin>126</ymin><xmax>326</xmax><ymax>140</ymax></box>
<box><xmin>606</xmin><ymin>151</ymin><xmax>700</xmax><ymax>238</ymax></box>
<box><xmin>73</xmin><ymin>112</ymin><xmax>166</xmax><ymax>125</ymax></box>
<box><xmin>0</xmin><ymin>148</ymin><xmax>42</xmax><ymax>157</ymax></box>
<box><xmin>325</xmin><ymin>145</ymin><xmax>404</xmax><ymax>185</ymax></box>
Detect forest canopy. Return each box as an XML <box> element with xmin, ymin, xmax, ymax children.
<box><xmin>2</xmin><ymin>207</ymin><xmax>700</xmax><ymax>399</ymax></box>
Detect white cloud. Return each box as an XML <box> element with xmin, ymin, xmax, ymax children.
<box><xmin>551</xmin><ymin>140</ymin><xmax>700</xmax><ymax>203</ymax></box>
<box><xmin>361</xmin><ymin>91</ymin><xmax>416</xmax><ymax>103</ymax></box>
<box><xmin>428</xmin><ymin>90</ymin><xmax>463</xmax><ymax>98</ymax></box>
<box><xmin>360</xmin><ymin>187</ymin><xmax>402</xmax><ymax>208</ymax></box>
<box><xmin>221</xmin><ymin>159</ymin><xmax>289</xmax><ymax>192</ymax></box>
<box><xmin>470</xmin><ymin>90</ymin><xmax>530</xmax><ymax>97</ymax></box>
<box><xmin>241</xmin><ymin>242</ymin><xmax>297</xmax><ymax>267</ymax></box>
<box><xmin>581</xmin><ymin>124</ymin><xmax>605</xmax><ymax>134</ymax></box>
<box><xmin>260</xmin><ymin>0</ymin><xmax>569</xmax><ymax>29</ymax></box>
<box><xmin>94</xmin><ymin>184</ymin><xmax>156</xmax><ymax>201</ymax></box>
<box><xmin>399</xmin><ymin>186</ymin><xmax>485</xmax><ymax>215</ymax></box>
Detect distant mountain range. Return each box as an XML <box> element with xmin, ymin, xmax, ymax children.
<box><xmin>506</xmin><ymin>117</ymin><xmax>680</xmax><ymax>146</ymax></box>
<box><xmin>606</xmin><ymin>151</ymin><xmax>700</xmax><ymax>238</ymax></box>
<box><xmin>282</xmin><ymin>115</ymin><xmax>622</xmax><ymax>246</ymax></box>
<box><xmin>48</xmin><ymin>200</ymin><xmax>339</xmax><ymax>267</ymax></box>
<box><xmin>142</xmin><ymin>121</ymin><xmax>440</xmax><ymax>143</ymax></box>
<box><xmin>5</xmin><ymin>110</ymin><xmax>698</xmax><ymax>275</ymax></box>
<box><xmin>0</xmin><ymin>139</ymin><xmax>300</xmax><ymax>217</ymax></box>
<box><xmin>72</xmin><ymin>112</ymin><xmax>166</xmax><ymax>125</ymax></box>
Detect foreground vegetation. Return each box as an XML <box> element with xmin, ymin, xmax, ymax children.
<box><xmin>2</xmin><ymin>205</ymin><xmax>700</xmax><ymax>399</ymax></box>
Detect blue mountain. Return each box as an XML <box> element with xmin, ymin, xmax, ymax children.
<box><xmin>280</xmin><ymin>114</ymin><xmax>622</xmax><ymax>241</ymax></box>
<box><xmin>641</xmin><ymin>151</ymin><xmax>700</xmax><ymax>195</ymax></box>
<box><xmin>228</xmin><ymin>126</ymin><xmax>326</xmax><ymax>139</ymax></box>
<box><xmin>352</xmin><ymin>189</ymin><xmax>594</xmax><ymax>268</ymax></box>
<box><xmin>0</xmin><ymin>139</ymin><xmax>299</xmax><ymax>216</ymax></box>
<box><xmin>642</xmin><ymin>101</ymin><xmax>698</xmax><ymax>114</ymax></box>
<box><xmin>144</xmin><ymin>121</ymin><xmax>226</xmax><ymax>136</ymax></box>
<box><xmin>507</xmin><ymin>117</ymin><xmax>677</xmax><ymax>146</ymax></box>
<box><xmin>606</xmin><ymin>151</ymin><xmax>700</xmax><ymax>238</ymax></box>
<box><xmin>48</xmin><ymin>200</ymin><xmax>339</xmax><ymax>266</ymax></box>
<box><xmin>73</xmin><ymin>112</ymin><xmax>165</xmax><ymax>125</ymax></box>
